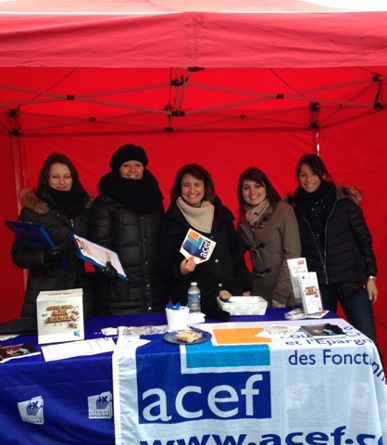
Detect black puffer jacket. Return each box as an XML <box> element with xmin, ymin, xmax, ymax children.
<box><xmin>11</xmin><ymin>188</ymin><xmax>94</xmax><ymax>317</ymax></box>
<box><xmin>159</xmin><ymin>197</ymin><xmax>252</xmax><ymax>316</ymax></box>
<box><xmin>289</xmin><ymin>185</ymin><xmax>377</xmax><ymax>292</ymax></box>
<box><xmin>89</xmin><ymin>194</ymin><xmax>165</xmax><ymax>314</ymax></box>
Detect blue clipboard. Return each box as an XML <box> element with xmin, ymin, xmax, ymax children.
<box><xmin>6</xmin><ymin>220</ymin><xmax>67</xmax><ymax>267</ymax></box>
<box><xmin>73</xmin><ymin>234</ymin><xmax>129</xmax><ymax>281</ymax></box>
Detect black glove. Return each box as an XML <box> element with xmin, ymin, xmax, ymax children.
<box><xmin>44</xmin><ymin>246</ymin><xmax>65</xmax><ymax>265</ymax></box>
<box><xmin>98</xmin><ymin>261</ymin><xmax>117</xmax><ymax>280</ymax></box>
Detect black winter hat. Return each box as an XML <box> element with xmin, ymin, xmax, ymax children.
<box><xmin>110</xmin><ymin>144</ymin><xmax>149</xmax><ymax>172</ymax></box>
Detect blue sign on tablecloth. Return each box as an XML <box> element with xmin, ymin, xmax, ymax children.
<box><xmin>113</xmin><ymin>319</ymin><xmax>387</xmax><ymax>445</ymax></box>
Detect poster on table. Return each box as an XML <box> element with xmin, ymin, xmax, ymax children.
<box><xmin>113</xmin><ymin>319</ymin><xmax>387</xmax><ymax>445</ymax></box>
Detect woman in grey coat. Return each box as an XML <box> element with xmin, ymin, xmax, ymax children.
<box><xmin>237</xmin><ymin>167</ymin><xmax>301</xmax><ymax>307</ymax></box>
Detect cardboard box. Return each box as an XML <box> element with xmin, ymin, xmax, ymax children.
<box><xmin>37</xmin><ymin>288</ymin><xmax>84</xmax><ymax>344</ymax></box>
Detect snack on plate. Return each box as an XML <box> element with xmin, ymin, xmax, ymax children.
<box><xmin>219</xmin><ymin>290</ymin><xmax>232</xmax><ymax>301</ymax></box>
<box><xmin>175</xmin><ymin>330</ymin><xmax>202</xmax><ymax>343</ymax></box>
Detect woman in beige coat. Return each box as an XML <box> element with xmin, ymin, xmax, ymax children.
<box><xmin>237</xmin><ymin>167</ymin><xmax>301</xmax><ymax>307</ymax></box>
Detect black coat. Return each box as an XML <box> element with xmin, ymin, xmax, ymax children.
<box><xmin>89</xmin><ymin>194</ymin><xmax>165</xmax><ymax>314</ymax></box>
<box><xmin>159</xmin><ymin>197</ymin><xmax>252</xmax><ymax>316</ymax></box>
<box><xmin>11</xmin><ymin>189</ymin><xmax>94</xmax><ymax>317</ymax></box>
<box><xmin>290</xmin><ymin>186</ymin><xmax>377</xmax><ymax>290</ymax></box>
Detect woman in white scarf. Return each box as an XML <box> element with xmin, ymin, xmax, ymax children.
<box><xmin>159</xmin><ymin>164</ymin><xmax>251</xmax><ymax>319</ymax></box>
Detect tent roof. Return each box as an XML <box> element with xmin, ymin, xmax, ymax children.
<box><xmin>2</xmin><ymin>1</ymin><xmax>387</xmax><ymax>68</ymax></box>
<box><xmin>2</xmin><ymin>1</ymin><xmax>387</xmax><ymax>135</ymax></box>
<box><xmin>1</xmin><ymin>66</ymin><xmax>386</xmax><ymax>136</ymax></box>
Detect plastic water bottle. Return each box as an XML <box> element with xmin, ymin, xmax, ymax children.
<box><xmin>187</xmin><ymin>282</ymin><xmax>201</xmax><ymax>313</ymax></box>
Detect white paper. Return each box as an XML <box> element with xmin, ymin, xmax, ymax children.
<box><xmin>41</xmin><ymin>337</ymin><xmax>116</xmax><ymax>362</ymax></box>
<box><xmin>73</xmin><ymin>234</ymin><xmax>127</xmax><ymax>279</ymax></box>
<box><xmin>0</xmin><ymin>334</ymin><xmax>20</xmax><ymax>341</ymax></box>
<box><xmin>116</xmin><ymin>326</ymin><xmax>153</xmax><ymax>348</ymax></box>
<box><xmin>179</xmin><ymin>229</ymin><xmax>216</xmax><ymax>264</ymax></box>
<box><xmin>188</xmin><ymin>312</ymin><xmax>206</xmax><ymax>324</ymax></box>
<box><xmin>101</xmin><ymin>327</ymin><xmax>118</xmax><ymax>336</ymax></box>
<box><xmin>285</xmin><ymin>308</ymin><xmax>329</xmax><ymax>320</ymax></box>
<box><xmin>255</xmin><ymin>324</ymin><xmax>301</xmax><ymax>340</ymax></box>
<box><xmin>307</xmin><ymin>309</ymin><xmax>330</xmax><ymax>319</ymax></box>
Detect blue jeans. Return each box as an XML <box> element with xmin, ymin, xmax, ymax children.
<box><xmin>320</xmin><ymin>283</ymin><xmax>376</xmax><ymax>342</ymax></box>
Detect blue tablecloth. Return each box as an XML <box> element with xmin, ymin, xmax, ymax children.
<box><xmin>5</xmin><ymin>309</ymin><xmax>384</xmax><ymax>445</ymax></box>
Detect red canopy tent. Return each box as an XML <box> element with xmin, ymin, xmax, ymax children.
<box><xmin>1</xmin><ymin>0</ymin><xmax>386</xmax><ymax>356</ymax></box>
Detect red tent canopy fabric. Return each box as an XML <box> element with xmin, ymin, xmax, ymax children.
<box><xmin>1</xmin><ymin>0</ymin><xmax>386</xmax><ymax>357</ymax></box>
<box><xmin>1</xmin><ymin>1</ymin><xmax>387</xmax><ymax>68</ymax></box>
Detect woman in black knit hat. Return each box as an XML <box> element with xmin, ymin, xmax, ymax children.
<box><xmin>11</xmin><ymin>153</ymin><xmax>94</xmax><ymax>317</ymax></box>
<box><xmin>90</xmin><ymin>144</ymin><xmax>165</xmax><ymax>314</ymax></box>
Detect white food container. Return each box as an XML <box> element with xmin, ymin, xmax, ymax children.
<box><xmin>217</xmin><ymin>296</ymin><xmax>268</xmax><ymax>316</ymax></box>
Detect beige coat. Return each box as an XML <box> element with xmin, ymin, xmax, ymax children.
<box><xmin>237</xmin><ymin>201</ymin><xmax>301</xmax><ymax>307</ymax></box>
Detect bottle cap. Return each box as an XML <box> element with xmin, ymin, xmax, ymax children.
<box><xmin>190</xmin><ymin>282</ymin><xmax>197</xmax><ymax>286</ymax></box>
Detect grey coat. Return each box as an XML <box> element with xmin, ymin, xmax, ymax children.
<box><xmin>237</xmin><ymin>201</ymin><xmax>301</xmax><ymax>307</ymax></box>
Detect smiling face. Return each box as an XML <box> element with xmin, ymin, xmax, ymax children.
<box><xmin>298</xmin><ymin>163</ymin><xmax>323</xmax><ymax>193</ymax></box>
<box><xmin>181</xmin><ymin>173</ymin><xmax>205</xmax><ymax>207</ymax></box>
<box><xmin>119</xmin><ymin>160</ymin><xmax>144</xmax><ymax>180</ymax></box>
<box><xmin>48</xmin><ymin>163</ymin><xmax>73</xmax><ymax>191</ymax></box>
<box><xmin>241</xmin><ymin>179</ymin><xmax>267</xmax><ymax>206</ymax></box>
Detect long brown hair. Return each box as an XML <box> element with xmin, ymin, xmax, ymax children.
<box><xmin>37</xmin><ymin>153</ymin><xmax>81</xmax><ymax>198</ymax></box>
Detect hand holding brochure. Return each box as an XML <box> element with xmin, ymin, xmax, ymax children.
<box><xmin>73</xmin><ymin>234</ymin><xmax>128</xmax><ymax>281</ymax></box>
<box><xmin>180</xmin><ymin>229</ymin><xmax>216</xmax><ymax>264</ymax></box>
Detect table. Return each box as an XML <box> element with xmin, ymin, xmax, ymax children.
<box><xmin>0</xmin><ymin>310</ymin><xmax>386</xmax><ymax>445</ymax></box>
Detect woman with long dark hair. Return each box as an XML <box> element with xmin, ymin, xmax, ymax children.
<box><xmin>11</xmin><ymin>153</ymin><xmax>94</xmax><ymax>316</ymax></box>
<box><xmin>237</xmin><ymin>167</ymin><xmax>301</xmax><ymax>307</ymax></box>
<box><xmin>159</xmin><ymin>163</ymin><xmax>251</xmax><ymax>318</ymax></box>
<box><xmin>289</xmin><ymin>153</ymin><xmax>378</xmax><ymax>341</ymax></box>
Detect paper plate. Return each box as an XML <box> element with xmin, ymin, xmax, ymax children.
<box><xmin>164</xmin><ymin>330</ymin><xmax>212</xmax><ymax>345</ymax></box>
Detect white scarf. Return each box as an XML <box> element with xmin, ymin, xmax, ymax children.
<box><xmin>245</xmin><ymin>199</ymin><xmax>270</xmax><ymax>227</ymax></box>
<box><xmin>176</xmin><ymin>196</ymin><xmax>215</xmax><ymax>233</ymax></box>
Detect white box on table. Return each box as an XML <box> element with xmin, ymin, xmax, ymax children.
<box><xmin>217</xmin><ymin>296</ymin><xmax>268</xmax><ymax>315</ymax></box>
<box><xmin>37</xmin><ymin>288</ymin><xmax>84</xmax><ymax>344</ymax></box>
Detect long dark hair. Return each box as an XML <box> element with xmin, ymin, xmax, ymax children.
<box><xmin>296</xmin><ymin>153</ymin><xmax>332</xmax><ymax>181</ymax></box>
<box><xmin>37</xmin><ymin>153</ymin><xmax>82</xmax><ymax>198</ymax></box>
<box><xmin>237</xmin><ymin>167</ymin><xmax>280</xmax><ymax>213</ymax></box>
<box><xmin>170</xmin><ymin>163</ymin><xmax>216</xmax><ymax>203</ymax></box>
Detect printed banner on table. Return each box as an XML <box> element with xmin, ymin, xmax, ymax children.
<box><xmin>113</xmin><ymin>320</ymin><xmax>387</xmax><ymax>445</ymax></box>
